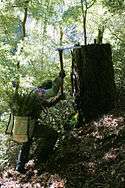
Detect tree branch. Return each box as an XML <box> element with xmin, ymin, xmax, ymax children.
<box><xmin>87</xmin><ymin>0</ymin><xmax>96</xmax><ymax>9</ymax></box>
<box><xmin>108</xmin><ymin>26</ymin><xmax>125</xmax><ymax>43</ymax></box>
<box><xmin>111</xmin><ymin>32</ymin><xmax>125</xmax><ymax>43</ymax></box>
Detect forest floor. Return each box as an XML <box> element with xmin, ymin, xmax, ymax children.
<box><xmin>0</xmin><ymin>108</ymin><xmax>125</xmax><ymax>188</ymax></box>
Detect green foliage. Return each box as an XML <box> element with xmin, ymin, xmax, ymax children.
<box><xmin>113</xmin><ymin>41</ymin><xmax>125</xmax><ymax>88</ymax></box>
<box><xmin>108</xmin><ymin>14</ymin><xmax>125</xmax><ymax>88</ymax></box>
<box><xmin>62</xmin><ymin>5</ymin><xmax>81</xmax><ymax>24</ymax></box>
<box><xmin>102</xmin><ymin>0</ymin><xmax>125</xmax><ymax>13</ymax></box>
<box><xmin>39</xmin><ymin>95</ymin><xmax>75</xmax><ymax>132</ymax></box>
<box><xmin>0</xmin><ymin>0</ymin><xmax>125</xmax><ymax>171</ymax></box>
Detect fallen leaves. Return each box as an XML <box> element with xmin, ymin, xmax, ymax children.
<box><xmin>0</xmin><ymin>163</ymin><xmax>65</xmax><ymax>188</ymax></box>
<box><xmin>1</xmin><ymin>112</ymin><xmax>125</xmax><ymax>188</ymax></box>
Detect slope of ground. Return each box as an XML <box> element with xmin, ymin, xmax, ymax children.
<box><xmin>0</xmin><ymin>109</ymin><xmax>125</xmax><ymax>188</ymax></box>
<box><xmin>47</xmin><ymin>110</ymin><xmax>125</xmax><ymax>188</ymax></box>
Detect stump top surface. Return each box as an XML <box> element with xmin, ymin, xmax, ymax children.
<box><xmin>73</xmin><ymin>43</ymin><xmax>111</xmax><ymax>51</ymax></box>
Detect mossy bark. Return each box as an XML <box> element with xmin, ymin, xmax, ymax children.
<box><xmin>71</xmin><ymin>43</ymin><xmax>116</xmax><ymax>123</ymax></box>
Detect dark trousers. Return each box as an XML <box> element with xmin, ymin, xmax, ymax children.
<box><xmin>16</xmin><ymin>124</ymin><xmax>58</xmax><ymax>173</ymax></box>
<box><xmin>16</xmin><ymin>140</ymin><xmax>32</xmax><ymax>173</ymax></box>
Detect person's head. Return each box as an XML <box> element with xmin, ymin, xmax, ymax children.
<box><xmin>38</xmin><ymin>80</ymin><xmax>52</xmax><ymax>90</ymax></box>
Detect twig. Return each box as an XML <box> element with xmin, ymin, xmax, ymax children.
<box><xmin>87</xmin><ymin>0</ymin><xmax>96</xmax><ymax>9</ymax></box>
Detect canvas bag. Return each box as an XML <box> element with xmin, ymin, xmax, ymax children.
<box><xmin>6</xmin><ymin>114</ymin><xmax>35</xmax><ymax>143</ymax></box>
<box><xmin>13</xmin><ymin>116</ymin><xmax>29</xmax><ymax>143</ymax></box>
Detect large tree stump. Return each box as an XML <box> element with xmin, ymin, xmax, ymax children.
<box><xmin>71</xmin><ymin>43</ymin><xmax>116</xmax><ymax>123</ymax></box>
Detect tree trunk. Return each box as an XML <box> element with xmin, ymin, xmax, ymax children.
<box><xmin>71</xmin><ymin>43</ymin><xmax>116</xmax><ymax>124</ymax></box>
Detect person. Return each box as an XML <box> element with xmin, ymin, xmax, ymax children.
<box><xmin>15</xmin><ymin>70</ymin><xmax>65</xmax><ymax>173</ymax></box>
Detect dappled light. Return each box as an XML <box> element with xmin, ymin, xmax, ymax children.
<box><xmin>0</xmin><ymin>0</ymin><xmax>125</xmax><ymax>187</ymax></box>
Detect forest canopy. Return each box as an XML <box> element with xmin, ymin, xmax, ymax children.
<box><xmin>0</xmin><ymin>0</ymin><xmax>124</xmax><ymax>105</ymax></box>
<box><xmin>0</xmin><ymin>0</ymin><xmax>125</xmax><ymax>187</ymax></box>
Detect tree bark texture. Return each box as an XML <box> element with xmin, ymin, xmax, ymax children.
<box><xmin>71</xmin><ymin>43</ymin><xmax>116</xmax><ymax>122</ymax></box>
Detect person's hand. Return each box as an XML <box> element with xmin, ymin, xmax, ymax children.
<box><xmin>59</xmin><ymin>70</ymin><xmax>66</xmax><ymax>78</ymax></box>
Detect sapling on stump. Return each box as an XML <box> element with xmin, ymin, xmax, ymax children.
<box><xmin>71</xmin><ymin>43</ymin><xmax>116</xmax><ymax>125</ymax></box>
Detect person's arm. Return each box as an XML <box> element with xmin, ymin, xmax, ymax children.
<box><xmin>36</xmin><ymin>92</ymin><xmax>65</xmax><ymax>108</ymax></box>
<box><xmin>43</xmin><ymin>71</ymin><xmax>65</xmax><ymax>99</ymax></box>
<box><xmin>46</xmin><ymin>94</ymin><xmax>65</xmax><ymax>107</ymax></box>
<box><xmin>35</xmin><ymin>71</ymin><xmax>65</xmax><ymax>109</ymax></box>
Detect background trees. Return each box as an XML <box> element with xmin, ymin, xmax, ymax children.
<box><xmin>0</xmin><ymin>0</ymin><xmax>124</xmax><ymax>95</ymax></box>
<box><xmin>0</xmin><ymin>0</ymin><xmax>125</xmax><ymax>167</ymax></box>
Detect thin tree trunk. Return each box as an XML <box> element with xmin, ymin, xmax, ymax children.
<box><xmin>80</xmin><ymin>0</ymin><xmax>96</xmax><ymax>45</ymax></box>
<box><xmin>22</xmin><ymin>7</ymin><xmax>28</xmax><ymax>38</ymax></box>
<box><xmin>59</xmin><ymin>25</ymin><xmax>63</xmax><ymax>46</ymax></box>
<box><xmin>41</xmin><ymin>0</ymin><xmax>51</xmax><ymax>67</ymax></box>
<box><xmin>15</xmin><ymin>6</ymin><xmax>28</xmax><ymax>94</ymax></box>
<box><xmin>80</xmin><ymin>0</ymin><xmax>87</xmax><ymax>45</ymax></box>
<box><xmin>59</xmin><ymin>25</ymin><xmax>64</xmax><ymax>95</ymax></box>
<box><xmin>83</xmin><ymin>7</ymin><xmax>87</xmax><ymax>45</ymax></box>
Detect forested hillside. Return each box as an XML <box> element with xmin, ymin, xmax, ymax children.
<box><xmin>0</xmin><ymin>0</ymin><xmax>125</xmax><ymax>187</ymax></box>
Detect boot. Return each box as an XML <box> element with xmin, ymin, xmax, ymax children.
<box><xmin>16</xmin><ymin>141</ymin><xmax>31</xmax><ymax>173</ymax></box>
